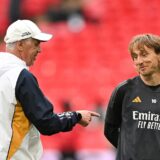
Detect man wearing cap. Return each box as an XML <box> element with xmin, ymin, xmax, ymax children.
<box><xmin>0</xmin><ymin>19</ymin><xmax>100</xmax><ymax>160</ymax></box>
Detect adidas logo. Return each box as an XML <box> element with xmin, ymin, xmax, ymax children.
<box><xmin>132</xmin><ymin>96</ymin><xmax>142</xmax><ymax>103</ymax></box>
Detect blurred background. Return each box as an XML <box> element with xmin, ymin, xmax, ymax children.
<box><xmin>0</xmin><ymin>0</ymin><xmax>160</xmax><ymax>159</ymax></box>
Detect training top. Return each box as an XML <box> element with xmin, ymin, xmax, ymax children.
<box><xmin>104</xmin><ymin>76</ymin><xmax>160</xmax><ymax>160</ymax></box>
<box><xmin>0</xmin><ymin>52</ymin><xmax>81</xmax><ymax>160</ymax></box>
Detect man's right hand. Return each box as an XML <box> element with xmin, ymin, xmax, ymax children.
<box><xmin>76</xmin><ymin>110</ymin><xmax>100</xmax><ymax>127</ymax></box>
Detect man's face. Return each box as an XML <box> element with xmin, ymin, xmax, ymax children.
<box><xmin>20</xmin><ymin>38</ymin><xmax>41</xmax><ymax>66</ymax></box>
<box><xmin>131</xmin><ymin>45</ymin><xmax>160</xmax><ymax>77</ymax></box>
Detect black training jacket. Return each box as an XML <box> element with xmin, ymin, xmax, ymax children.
<box><xmin>104</xmin><ymin>76</ymin><xmax>160</xmax><ymax>160</ymax></box>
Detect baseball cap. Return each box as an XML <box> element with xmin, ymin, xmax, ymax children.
<box><xmin>4</xmin><ymin>19</ymin><xmax>53</xmax><ymax>43</ymax></box>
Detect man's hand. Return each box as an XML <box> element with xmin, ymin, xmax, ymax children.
<box><xmin>76</xmin><ymin>110</ymin><xmax>100</xmax><ymax>127</ymax></box>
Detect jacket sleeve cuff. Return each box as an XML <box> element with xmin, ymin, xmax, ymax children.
<box><xmin>75</xmin><ymin>112</ymin><xmax>82</xmax><ymax>122</ymax></box>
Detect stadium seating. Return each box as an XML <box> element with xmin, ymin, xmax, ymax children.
<box><xmin>0</xmin><ymin>0</ymin><xmax>10</xmax><ymax>38</ymax></box>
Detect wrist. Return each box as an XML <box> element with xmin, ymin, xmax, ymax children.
<box><xmin>76</xmin><ymin>112</ymin><xmax>82</xmax><ymax>122</ymax></box>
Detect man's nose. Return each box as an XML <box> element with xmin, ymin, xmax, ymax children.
<box><xmin>136</xmin><ymin>56</ymin><xmax>143</xmax><ymax>64</ymax></box>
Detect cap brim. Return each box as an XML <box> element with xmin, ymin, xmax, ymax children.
<box><xmin>33</xmin><ymin>32</ymin><xmax>53</xmax><ymax>42</ymax></box>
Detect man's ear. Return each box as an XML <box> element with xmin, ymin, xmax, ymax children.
<box><xmin>16</xmin><ymin>40</ymin><xmax>24</xmax><ymax>52</ymax></box>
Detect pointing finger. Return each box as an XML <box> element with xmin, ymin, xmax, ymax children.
<box><xmin>90</xmin><ymin>111</ymin><xmax>100</xmax><ymax>117</ymax></box>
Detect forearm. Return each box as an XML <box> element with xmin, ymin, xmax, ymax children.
<box><xmin>33</xmin><ymin>111</ymin><xmax>80</xmax><ymax>135</ymax></box>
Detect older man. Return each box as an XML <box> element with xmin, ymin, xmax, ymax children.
<box><xmin>0</xmin><ymin>19</ymin><xmax>100</xmax><ymax>160</ymax></box>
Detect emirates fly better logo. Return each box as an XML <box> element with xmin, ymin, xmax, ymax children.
<box><xmin>131</xmin><ymin>96</ymin><xmax>160</xmax><ymax>130</ymax></box>
<box><xmin>133</xmin><ymin>111</ymin><xmax>160</xmax><ymax>130</ymax></box>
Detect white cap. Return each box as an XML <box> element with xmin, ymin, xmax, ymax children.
<box><xmin>4</xmin><ymin>19</ymin><xmax>53</xmax><ymax>43</ymax></box>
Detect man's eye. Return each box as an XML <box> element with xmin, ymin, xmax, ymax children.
<box><xmin>132</xmin><ymin>55</ymin><xmax>137</xmax><ymax>59</ymax></box>
<box><xmin>142</xmin><ymin>53</ymin><xmax>147</xmax><ymax>57</ymax></box>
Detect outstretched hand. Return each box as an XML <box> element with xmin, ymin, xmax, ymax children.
<box><xmin>76</xmin><ymin>110</ymin><xmax>100</xmax><ymax>127</ymax></box>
